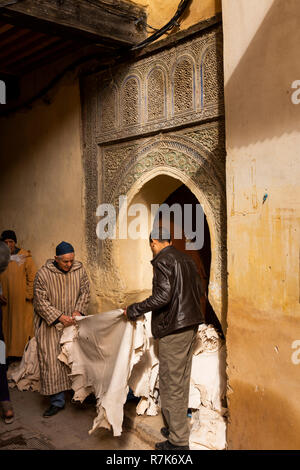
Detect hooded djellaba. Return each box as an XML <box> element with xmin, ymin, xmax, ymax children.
<box><xmin>0</xmin><ymin>230</ymin><xmax>37</xmax><ymax>359</ymax></box>
<box><xmin>33</xmin><ymin>242</ymin><xmax>90</xmax><ymax>397</ymax></box>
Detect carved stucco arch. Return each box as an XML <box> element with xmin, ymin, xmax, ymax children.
<box><xmin>102</xmin><ymin>134</ymin><xmax>227</xmax><ymax>330</ymax></box>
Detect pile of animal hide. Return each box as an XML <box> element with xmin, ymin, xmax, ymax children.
<box><xmin>7</xmin><ymin>337</ymin><xmax>40</xmax><ymax>392</ymax></box>
<box><xmin>8</xmin><ymin>310</ymin><xmax>227</xmax><ymax>450</ymax></box>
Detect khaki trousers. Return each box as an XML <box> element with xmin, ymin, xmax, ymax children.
<box><xmin>158</xmin><ymin>325</ymin><xmax>197</xmax><ymax>446</ymax></box>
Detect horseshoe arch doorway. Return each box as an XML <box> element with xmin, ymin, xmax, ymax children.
<box><xmin>114</xmin><ymin>173</ymin><xmax>224</xmax><ymax>336</ymax></box>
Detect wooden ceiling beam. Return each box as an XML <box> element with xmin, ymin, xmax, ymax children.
<box><xmin>14</xmin><ymin>42</ymin><xmax>82</xmax><ymax>74</ymax></box>
<box><xmin>0</xmin><ymin>23</ymin><xmax>14</xmax><ymax>34</ymax></box>
<box><xmin>1</xmin><ymin>36</ymin><xmax>61</xmax><ymax>67</ymax></box>
<box><xmin>0</xmin><ymin>31</ymin><xmax>47</xmax><ymax>60</ymax></box>
<box><xmin>7</xmin><ymin>39</ymin><xmax>76</xmax><ymax>71</ymax></box>
<box><xmin>0</xmin><ymin>0</ymin><xmax>147</xmax><ymax>47</ymax></box>
<box><xmin>0</xmin><ymin>25</ymin><xmax>32</xmax><ymax>46</ymax></box>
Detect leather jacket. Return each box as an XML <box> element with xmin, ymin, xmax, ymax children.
<box><xmin>127</xmin><ymin>245</ymin><xmax>205</xmax><ymax>338</ymax></box>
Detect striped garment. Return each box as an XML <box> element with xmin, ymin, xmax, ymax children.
<box><xmin>33</xmin><ymin>259</ymin><xmax>90</xmax><ymax>395</ymax></box>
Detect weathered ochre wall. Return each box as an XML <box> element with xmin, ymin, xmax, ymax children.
<box><xmin>130</xmin><ymin>0</ymin><xmax>221</xmax><ymax>33</ymax></box>
<box><xmin>0</xmin><ymin>76</ymin><xmax>87</xmax><ymax>285</ymax></box>
<box><xmin>222</xmin><ymin>0</ymin><xmax>300</xmax><ymax>449</ymax></box>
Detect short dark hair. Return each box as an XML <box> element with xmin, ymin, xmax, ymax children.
<box><xmin>1</xmin><ymin>230</ymin><xmax>17</xmax><ymax>243</ymax></box>
<box><xmin>149</xmin><ymin>227</ymin><xmax>171</xmax><ymax>244</ymax></box>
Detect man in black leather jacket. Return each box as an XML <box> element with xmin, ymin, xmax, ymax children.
<box><xmin>124</xmin><ymin>230</ymin><xmax>204</xmax><ymax>450</ymax></box>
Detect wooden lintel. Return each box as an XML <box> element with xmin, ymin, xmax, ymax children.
<box><xmin>1</xmin><ymin>0</ymin><xmax>147</xmax><ymax>47</ymax></box>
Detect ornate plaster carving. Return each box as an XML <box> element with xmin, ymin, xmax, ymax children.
<box><xmin>81</xmin><ymin>24</ymin><xmax>227</xmax><ymax>327</ymax></box>
<box><xmin>146</xmin><ymin>67</ymin><xmax>166</xmax><ymax>122</ymax></box>
<box><xmin>98</xmin><ymin>123</ymin><xmax>227</xmax><ymax>325</ymax></box>
<box><xmin>173</xmin><ymin>56</ymin><xmax>195</xmax><ymax>115</ymax></box>
<box><xmin>96</xmin><ymin>27</ymin><xmax>224</xmax><ymax>144</ymax></box>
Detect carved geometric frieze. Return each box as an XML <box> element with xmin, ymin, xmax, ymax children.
<box><xmin>147</xmin><ymin>67</ymin><xmax>166</xmax><ymax>122</ymax></box>
<box><xmin>81</xmin><ymin>23</ymin><xmax>227</xmax><ymax>324</ymax></box>
<box><xmin>99</xmin><ymin>124</ymin><xmax>227</xmax><ymax>303</ymax></box>
<box><xmin>173</xmin><ymin>56</ymin><xmax>195</xmax><ymax>116</ymax></box>
<box><xmin>101</xmin><ymin>122</ymin><xmax>226</xmax><ymax>209</ymax></box>
<box><xmin>100</xmin><ymin>84</ymin><xmax>118</xmax><ymax>132</ymax></box>
<box><xmin>95</xmin><ymin>27</ymin><xmax>224</xmax><ymax>144</ymax></box>
<box><xmin>201</xmin><ymin>43</ymin><xmax>224</xmax><ymax>108</ymax></box>
<box><xmin>121</xmin><ymin>75</ymin><xmax>141</xmax><ymax>127</ymax></box>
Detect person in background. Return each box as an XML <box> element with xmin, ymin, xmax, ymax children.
<box><xmin>0</xmin><ymin>230</ymin><xmax>37</xmax><ymax>363</ymax></box>
<box><xmin>34</xmin><ymin>242</ymin><xmax>90</xmax><ymax>418</ymax></box>
<box><xmin>0</xmin><ymin>241</ymin><xmax>14</xmax><ymax>423</ymax></box>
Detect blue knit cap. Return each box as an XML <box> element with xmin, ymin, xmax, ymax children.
<box><xmin>56</xmin><ymin>241</ymin><xmax>74</xmax><ymax>256</ymax></box>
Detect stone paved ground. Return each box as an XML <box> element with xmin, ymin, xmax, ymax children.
<box><xmin>0</xmin><ymin>388</ymin><xmax>158</xmax><ymax>450</ymax></box>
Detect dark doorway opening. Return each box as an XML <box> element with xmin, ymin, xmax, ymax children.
<box><xmin>161</xmin><ymin>184</ymin><xmax>223</xmax><ymax>337</ymax></box>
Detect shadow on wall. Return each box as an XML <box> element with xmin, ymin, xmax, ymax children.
<box><xmin>224</xmin><ymin>0</ymin><xmax>300</xmax><ymax>148</ymax></box>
